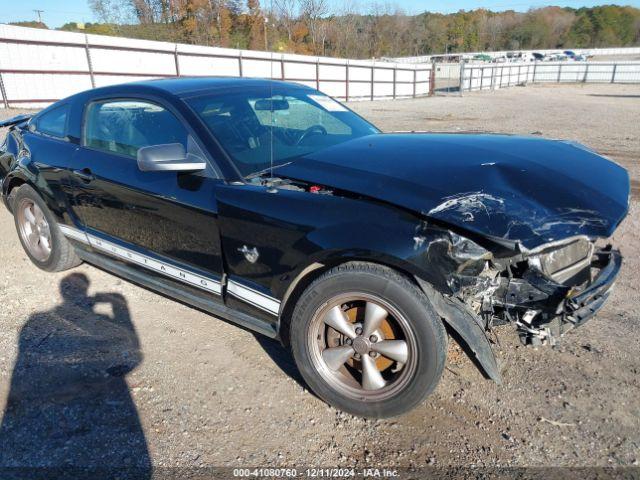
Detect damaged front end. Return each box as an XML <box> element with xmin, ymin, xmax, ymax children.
<box><xmin>271</xmin><ymin>132</ymin><xmax>628</xmax><ymax>382</ymax></box>
<box><xmin>493</xmin><ymin>238</ymin><xmax>621</xmax><ymax>346</ymax></box>
<box><xmin>429</xmin><ymin>229</ymin><xmax>622</xmax><ymax>347</ymax></box>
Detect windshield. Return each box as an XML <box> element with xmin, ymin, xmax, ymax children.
<box><xmin>187</xmin><ymin>87</ymin><xmax>379</xmax><ymax>177</ymax></box>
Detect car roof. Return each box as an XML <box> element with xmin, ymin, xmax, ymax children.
<box><xmin>87</xmin><ymin>77</ymin><xmax>314</xmax><ymax>99</ymax></box>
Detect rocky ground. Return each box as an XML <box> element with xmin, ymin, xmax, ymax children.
<box><xmin>0</xmin><ymin>83</ymin><xmax>638</xmax><ymax>470</ymax></box>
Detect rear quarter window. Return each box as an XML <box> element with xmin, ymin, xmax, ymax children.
<box><xmin>35</xmin><ymin>104</ymin><xmax>69</xmax><ymax>139</ymax></box>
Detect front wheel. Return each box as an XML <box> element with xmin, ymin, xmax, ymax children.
<box><xmin>290</xmin><ymin>262</ymin><xmax>446</xmax><ymax>418</ymax></box>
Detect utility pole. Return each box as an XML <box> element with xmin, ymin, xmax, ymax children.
<box><xmin>263</xmin><ymin>15</ymin><xmax>268</xmax><ymax>51</ymax></box>
<box><xmin>33</xmin><ymin>9</ymin><xmax>44</xmax><ymax>24</ymax></box>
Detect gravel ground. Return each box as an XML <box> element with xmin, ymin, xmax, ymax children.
<box><xmin>0</xmin><ymin>83</ymin><xmax>638</xmax><ymax>470</ymax></box>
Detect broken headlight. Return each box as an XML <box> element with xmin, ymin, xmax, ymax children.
<box><xmin>528</xmin><ymin>237</ymin><xmax>594</xmax><ymax>286</ymax></box>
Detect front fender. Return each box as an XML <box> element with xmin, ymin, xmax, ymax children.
<box><xmin>276</xmin><ymin>226</ymin><xmax>502</xmax><ymax>384</ymax></box>
<box><xmin>418</xmin><ymin>280</ymin><xmax>501</xmax><ymax>383</ymax></box>
<box><xmin>274</xmin><ymin>209</ymin><xmax>501</xmax><ymax>383</ymax></box>
<box><xmin>282</xmin><ymin>217</ymin><xmax>491</xmax><ymax>299</ymax></box>
<box><xmin>216</xmin><ymin>183</ymin><xmax>452</xmax><ymax>297</ymax></box>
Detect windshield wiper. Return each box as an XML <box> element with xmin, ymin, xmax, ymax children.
<box><xmin>245</xmin><ymin>162</ymin><xmax>293</xmax><ymax>180</ymax></box>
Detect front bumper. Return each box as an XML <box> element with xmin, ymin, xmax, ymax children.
<box><xmin>562</xmin><ymin>247</ymin><xmax>621</xmax><ymax>332</ymax></box>
<box><xmin>496</xmin><ymin>246</ymin><xmax>621</xmax><ymax>343</ymax></box>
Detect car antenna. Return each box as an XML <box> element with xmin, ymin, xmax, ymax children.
<box><xmin>267</xmin><ymin>0</ymin><xmax>276</xmax><ymax>191</ymax></box>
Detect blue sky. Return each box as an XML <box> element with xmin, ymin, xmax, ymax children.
<box><xmin>1</xmin><ymin>0</ymin><xmax>639</xmax><ymax>28</ymax></box>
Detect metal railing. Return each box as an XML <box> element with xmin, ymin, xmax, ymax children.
<box><xmin>461</xmin><ymin>61</ymin><xmax>640</xmax><ymax>92</ymax></box>
<box><xmin>0</xmin><ymin>25</ymin><xmax>432</xmax><ymax>108</ymax></box>
<box><xmin>390</xmin><ymin>47</ymin><xmax>640</xmax><ymax>64</ymax></box>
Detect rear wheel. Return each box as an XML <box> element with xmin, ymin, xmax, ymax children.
<box><xmin>13</xmin><ymin>184</ymin><xmax>81</xmax><ymax>272</ymax></box>
<box><xmin>290</xmin><ymin>262</ymin><xmax>446</xmax><ymax>418</ymax></box>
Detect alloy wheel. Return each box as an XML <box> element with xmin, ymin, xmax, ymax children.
<box><xmin>308</xmin><ymin>293</ymin><xmax>418</xmax><ymax>402</ymax></box>
<box><xmin>16</xmin><ymin>198</ymin><xmax>52</xmax><ymax>262</ymax></box>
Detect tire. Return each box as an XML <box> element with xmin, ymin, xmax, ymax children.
<box><xmin>290</xmin><ymin>261</ymin><xmax>446</xmax><ymax>418</ymax></box>
<box><xmin>6</xmin><ymin>185</ymin><xmax>18</xmax><ymax>213</ymax></box>
<box><xmin>12</xmin><ymin>184</ymin><xmax>81</xmax><ymax>272</ymax></box>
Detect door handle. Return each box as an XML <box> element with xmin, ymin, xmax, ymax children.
<box><xmin>73</xmin><ymin>168</ymin><xmax>94</xmax><ymax>183</ymax></box>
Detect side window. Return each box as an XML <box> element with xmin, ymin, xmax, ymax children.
<box><xmin>36</xmin><ymin>104</ymin><xmax>69</xmax><ymax>139</ymax></box>
<box><xmin>83</xmin><ymin>100</ymin><xmax>188</xmax><ymax>158</ymax></box>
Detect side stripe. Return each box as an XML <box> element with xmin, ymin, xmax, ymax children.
<box><xmin>58</xmin><ymin>224</ymin><xmax>89</xmax><ymax>244</ymax></box>
<box><xmin>227</xmin><ymin>279</ymin><xmax>281</xmax><ymax>315</ymax></box>
<box><xmin>59</xmin><ymin>225</ymin><xmax>282</xmax><ymax>315</ymax></box>
<box><xmin>59</xmin><ymin>224</ymin><xmax>222</xmax><ymax>295</ymax></box>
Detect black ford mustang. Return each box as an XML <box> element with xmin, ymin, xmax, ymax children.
<box><xmin>0</xmin><ymin>78</ymin><xmax>628</xmax><ymax>418</ymax></box>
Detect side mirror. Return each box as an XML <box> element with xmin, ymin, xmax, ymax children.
<box><xmin>137</xmin><ymin>142</ymin><xmax>206</xmax><ymax>172</ymax></box>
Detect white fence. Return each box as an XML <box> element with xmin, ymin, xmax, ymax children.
<box><xmin>0</xmin><ymin>24</ymin><xmax>432</xmax><ymax>109</ymax></box>
<box><xmin>461</xmin><ymin>61</ymin><xmax>640</xmax><ymax>91</ymax></box>
<box><xmin>391</xmin><ymin>47</ymin><xmax>640</xmax><ymax>64</ymax></box>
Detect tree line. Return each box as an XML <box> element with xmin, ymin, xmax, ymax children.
<box><xmin>10</xmin><ymin>2</ymin><xmax>640</xmax><ymax>58</ymax></box>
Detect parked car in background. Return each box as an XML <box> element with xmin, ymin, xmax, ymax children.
<box><xmin>548</xmin><ymin>53</ymin><xmax>568</xmax><ymax>62</ymax></box>
<box><xmin>532</xmin><ymin>52</ymin><xmax>546</xmax><ymax>61</ymax></box>
<box><xmin>473</xmin><ymin>54</ymin><xmax>493</xmax><ymax>62</ymax></box>
<box><xmin>0</xmin><ymin>78</ymin><xmax>629</xmax><ymax>418</ymax></box>
<box><xmin>506</xmin><ymin>52</ymin><xmax>534</xmax><ymax>62</ymax></box>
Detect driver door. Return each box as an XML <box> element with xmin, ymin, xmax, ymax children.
<box><xmin>68</xmin><ymin>97</ymin><xmax>225</xmax><ymax>300</ymax></box>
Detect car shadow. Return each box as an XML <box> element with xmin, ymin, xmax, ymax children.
<box><xmin>0</xmin><ymin>273</ymin><xmax>151</xmax><ymax>477</ymax></box>
<box><xmin>252</xmin><ymin>334</ymin><xmax>309</xmax><ymax>391</ymax></box>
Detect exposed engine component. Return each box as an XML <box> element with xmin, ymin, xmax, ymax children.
<box><xmin>251</xmin><ymin>176</ymin><xmax>334</xmax><ymax>195</ymax></box>
<box><xmin>432</xmin><ymin>230</ymin><xmax>619</xmax><ymax>347</ymax></box>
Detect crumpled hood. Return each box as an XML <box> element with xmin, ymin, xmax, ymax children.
<box><xmin>278</xmin><ymin>133</ymin><xmax>629</xmax><ymax>250</ymax></box>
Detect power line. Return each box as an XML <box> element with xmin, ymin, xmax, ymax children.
<box><xmin>5</xmin><ymin>7</ymin><xmax>92</xmax><ymax>16</ymax></box>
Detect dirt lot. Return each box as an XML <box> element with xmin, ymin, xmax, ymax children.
<box><xmin>0</xmin><ymin>83</ymin><xmax>638</xmax><ymax>470</ymax></box>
